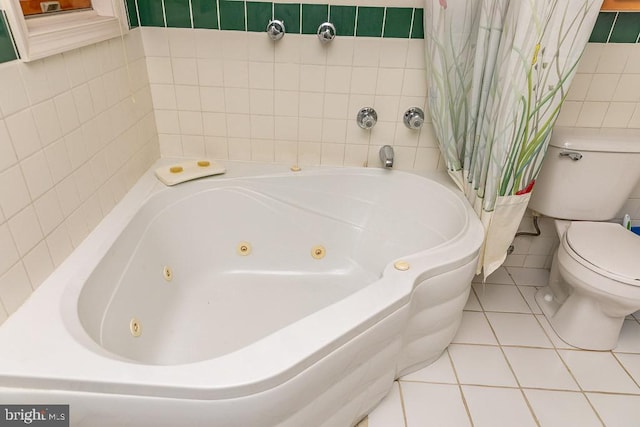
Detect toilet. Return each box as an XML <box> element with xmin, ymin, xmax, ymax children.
<box><xmin>528</xmin><ymin>127</ymin><xmax>640</xmax><ymax>350</ymax></box>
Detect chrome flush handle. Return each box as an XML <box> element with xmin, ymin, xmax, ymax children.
<box><xmin>559</xmin><ymin>151</ymin><xmax>583</xmax><ymax>161</ymax></box>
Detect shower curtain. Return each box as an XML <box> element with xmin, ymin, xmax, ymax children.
<box><xmin>424</xmin><ymin>0</ymin><xmax>603</xmax><ymax>278</ymax></box>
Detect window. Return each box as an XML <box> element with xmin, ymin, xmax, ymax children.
<box><xmin>20</xmin><ymin>0</ymin><xmax>92</xmax><ymax>17</ymax></box>
<box><xmin>1</xmin><ymin>0</ymin><xmax>129</xmax><ymax>61</ymax></box>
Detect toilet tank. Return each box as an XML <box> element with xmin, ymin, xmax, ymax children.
<box><xmin>528</xmin><ymin>127</ymin><xmax>640</xmax><ymax>221</ymax></box>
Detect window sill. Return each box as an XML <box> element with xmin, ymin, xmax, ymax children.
<box><xmin>2</xmin><ymin>0</ymin><xmax>128</xmax><ymax>62</ymax></box>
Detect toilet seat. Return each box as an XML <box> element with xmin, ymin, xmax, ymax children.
<box><xmin>564</xmin><ymin>222</ymin><xmax>640</xmax><ymax>286</ymax></box>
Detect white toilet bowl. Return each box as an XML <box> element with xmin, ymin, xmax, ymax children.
<box><xmin>535</xmin><ymin>221</ymin><xmax>640</xmax><ymax>350</ymax></box>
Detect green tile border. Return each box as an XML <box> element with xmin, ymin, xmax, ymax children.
<box><xmin>384</xmin><ymin>7</ymin><xmax>412</xmax><ymax>38</ymax></box>
<box><xmin>192</xmin><ymin>0</ymin><xmax>219</xmax><ymax>29</ymax></box>
<box><xmin>138</xmin><ymin>0</ymin><xmax>165</xmax><ymax>27</ymax></box>
<box><xmin>219</xmin><ymin>0</ymin><xmax>246</xmax><ymax>31</ymax></box>
<box><xmin>164</xmin><ymin>0</ymin><xmax>192</xmax><ymax>28</ymax></box>
<box><xmin>0</xmin><ymin>12</ymin><xmax>18</xmax><ymax>64</ymax></box>
<box><xmin>124</xmin><ymin>0</ymin><xmax>139</xmax><ymax>28</ymax></box>
<box><xmin>0</xmin><ymin>4</ymin><xmax>636</xmax><ymax>66</ymax></box>
<box><xmin>301</xmin><ymin>4</ymin><xmax>328</xmax><ymax>35</ymax></box>
<box><xmin>411</xmin><ymin>8</ymin><xmax>424</xmax><ymax>39</ymax></box>
<box><xmin>274</xmin><ymin>3</ymin><xmax>300</xmax><ymax>34</ymax></box>
<box><xmin>589</xmin><ymin>11</ymin><xmax>640</xmax><ymax>43</ymax></box>
<box><xmin>355</xmin><ymin>7</ymin><xmax>384</xmax><ymax>37</ymax></box>
<box><xmin>247</xmin><ymin>2</ymin><xmax>272</xmax><ymax>32</ymax></box>
<box><xmin>330</xmin><ymin>5</ymin><xmax>355</xmax><ymax>37</ymax></box>
<box><xmin>124</xmin><ymin>4</ymin><xmax>640</xmax><ymax>45</ymax></box>
<box><xmin>590</xmin><ymin>11</ymin><xmax>616</xmax><ymax>42</ymax></box>
<box><xmin>609</xmin><ymin>12</ymin><xmax>640</xmax><ymax>43</ymax></box>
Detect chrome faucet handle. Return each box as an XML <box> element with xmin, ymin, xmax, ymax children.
<box><xmin>357</xmin><ymin>107</ymin><xmax>377</xmax><ymax>130</ymax></box>
<box><xmin>403</xmin><ymin>107</ymin><xmax>424</xmax><ymax>129</ymax></box>
<box><xmin>317</xmin><ymin>22</ymin><xmax>336</xmax><ymax>43</ymax></box>
<box><xmin>266</xmin><ymin>20</ymin><xmax>285</xmax><ymax>41</ymax></box>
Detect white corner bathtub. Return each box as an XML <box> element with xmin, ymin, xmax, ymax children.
<box><xmin>0</xmin><ymin>161</ymin><xmax>484</xmax><ymax>426</ymax></box>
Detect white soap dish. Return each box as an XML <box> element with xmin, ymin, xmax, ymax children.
<box><xmin>155</xmin><ymin>160</ymin><xmax>226</xmax><ymax>186</ymax></box>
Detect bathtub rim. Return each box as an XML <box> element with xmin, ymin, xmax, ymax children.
<box><xmin>0</xmin><ymin>160</ymin><xmax>484</xmax><ymax>400</ymax></box>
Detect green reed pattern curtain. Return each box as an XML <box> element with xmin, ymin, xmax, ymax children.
<box><xmin>425</xmin><ymin>0</ymin><xmax>602</xmax><ymax>278</ymax></box>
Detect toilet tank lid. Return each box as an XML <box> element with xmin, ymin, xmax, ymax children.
<box><xmin>550</xmin><ymin>127</ymin><xmax>640</xmax><ymax>153</ymax></box>
<box><xmin>566</xmin><ymin>222</ymin><xmax>640</xmax><ymax>283</ymax></box>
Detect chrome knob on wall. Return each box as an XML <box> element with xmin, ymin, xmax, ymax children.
<box><xmin>403</xmin><ymin>107</ymin><xmax>425</xmax><ymax>129</ymax></box>
<box><xmin>266</xmin><ymin>20</ymin><xmax>285</xmax><ymax>41</ymax></box>
<box><xmin>317</xmin><ymin>22</ymin><xmax>336</xmax><ymax>43</ymax></box>
<box><xmin>357</xmin><ymin>107</ymin><xmax>377</xmax><ymax>129</ymax></box>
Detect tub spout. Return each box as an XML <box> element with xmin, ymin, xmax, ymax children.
<box><xmin>379</xmin><ymin>145</ymin><xmax>394</xmax><ymax>168</ymax></box>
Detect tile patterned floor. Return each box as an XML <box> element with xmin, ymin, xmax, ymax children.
<box><xmin>357</xmin><ymin>266</ymin><xmax>640</xmax><ymax>427</ymax></box>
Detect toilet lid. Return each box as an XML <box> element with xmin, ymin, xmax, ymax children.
<box><xmin>565</xmin><ymin>222</ymin><xmax>640</xmax><ymax>283</ymax></box>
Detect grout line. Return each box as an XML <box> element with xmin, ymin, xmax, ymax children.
<box><xmin>216</xmin><ymin>0</ymin><xmax>221</xmax><ymax>31</ymax></box>
<box><xmin>396</xmin><ymin>381</ymin><xmax>409</xmax><ymax>427</ymax></box>
<box><xmin>611</xmin><ymin>351</ymin><xmax>640</xmax><ymax>390</ymax></box>
<box><xmin>407</xmin><ymin>8</ymin><xmax>415</xmax><ymax>40</ymax></box>
<box><xmin>527</xmin><ymin>297</ymin><xmax>612</xmax><ymax>425</ymax></box>
<box><xmin>161</xmin><ymin>0</ymin><xmax>167</xmax><ymax>27</ymax></box>
<box><xmin>518</xmin><ymin>387</ymin><xmax>541</xmax><ymax>427</ymax></box>
<box><xmin>605</xmin><ymin>12</ymin><xmax>618</xmax><ymax>43</ymax></box>
<box><xmin>188</xmin><ymin>0</ymin><xmax>195</xmax><ymax>29</ymax></box>
<box><xmin>353</xmin><ymin>5</ymin><xmax>359</xmax><ymax>37</ymax></box>
<box><xmin>479</xmin><ymin>289</ymin><xmax>541</xmax><ymax>426</ymax></box>
<box><xmin>582</xmin><ymin>393</ymin><xmax>609</xmax><ymax>426</ymax></box>
<box><xmin>445</xmin><ymin>349</ymin><xmax>475</xmax><ymax>427</ymax></box>
<box><xmin>243</xmin><ymin>0</ymin><xmax>247</xmax><ymax>32</ymax></box>
<box><xmin>134</xmin><ymin>0</ymin><xmax>141</xmax><ymax>29</ymax></box>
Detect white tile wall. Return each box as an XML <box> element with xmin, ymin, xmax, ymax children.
<box><xmin>144</xmin><ymin>28</ymin><xmax>441</xmax><ymax>172</ymax></box>
<box><xmin>144</xmin><ymin>30</ymin><xmax>639</xmax><ymax>271</ymax></box>
<box><xmin>0</xmin><ymin>29</ymin><xmax>160</xmax><ymax>325</ymax></box>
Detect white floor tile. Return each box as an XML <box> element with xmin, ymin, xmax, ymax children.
<box><xmin>535</xmin><ymin>314</ymin><xmax>577</xmax><ymax>349</ymax></box>
<box><xmin>524</xmin><ymin>389</ymin><xmax>602</xmax><ymax>427</ymax></box>
<box><xmin>448</xmin><ymin>344</ymin><xmax>517</xmax><ymax>387</ymax></box>
<box><xmin>474</xmin><ymin>267</ymin><xmax>513</xmax><ymax>285</ymax></box>
<box><xmin>367</xmin><ymin>382</ymin><xmax>405</xmax><ymax>427</ymax></box>
<box><xmin>506</xmin><ymin>266</ymin><xmax>549</xmax><ymax>287</ymax></box>
<box><xmin>472</xmin><ymin>283</ymin><xmax>531</xmax><ymax>313</ymax></box>
<box><xmin>587</xmin><ymin>393</ymin><xmax>640</xmax><ymax>427</ymax></box>
<box><xmin>463</xmin><ymin>290</ymin><xmax>482</xmax><ymax>311</ymax></box>
<box><xmin>452</xmin><ymin>311</ymin><xmax>498</xmax><ymax>345</ymax></box>
<box><xmin>503</xmin><ymin>347</ymin><xmax>579</xmax><ymax>390</ymax></box>
<box><xmin>615</xmin><ymin>319</ymin><xmax>640</xmax><ymax>353</ymax></box>
<box><xmin>485</xmin><ymin>312</ymin><xmax>552</xmax><ymax>347</ymax></box>
<box><xmin>372</xmin><ymin>267</ymin><xmax>640</xmax><ymax>426</ymax></box>
<box><xmin>559</xmin><ymin>350</ymin><xmax>639</xmax><ymax>393</ymax></box>
<box><xmin>614</xmin><ymin>353</ymin><xmax>640</xmax><ymax>386</ymax></box>
<box><xmin>401</xmin><ymin>382</ymin><xmax>471</xmax><ymax>427</ymax></box>
<box><xmin>462</xmin><ymin>385</ymin><xmax>537</xmax><ymax>427</ymax></box>
<box><xmin>400</xmin><ymin>350</ymin><xmax>457</xmax><ymax>384</ymax></box>
<box><xmin>518</xmin><ymin>285</ymin><xmax>543</xmax><ymax>314</ymax></box>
